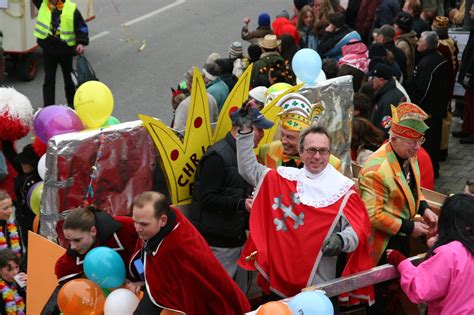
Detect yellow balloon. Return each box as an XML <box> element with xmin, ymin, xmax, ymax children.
<box><xmin>29</xmin><ymin>182</ymin><xmax>44</xmax><ymax>216</ymax></box>
<box><xmin>74</xmin><ymin>81</ymin><xmax>114</xmax><ymax>129</ymax></box>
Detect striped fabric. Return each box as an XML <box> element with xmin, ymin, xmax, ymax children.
<box><xmin>358</xmin><ymin>142</ymin><xmax>425</xmax><ymax>265</ymax></box>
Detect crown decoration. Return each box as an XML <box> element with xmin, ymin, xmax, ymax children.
<box><xmin>141</xmin><ymin>65</ymin><xmax>303</xmax><ymax>205</ymax></box>
<box><xmin>276</xmin><ymin>93</ymin><xmax>325</xmax><ymax>131</ymax></box>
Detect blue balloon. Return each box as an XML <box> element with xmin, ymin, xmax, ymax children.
<box><xmin>291</xmin><ymin>48</ymin><xmax>322</xmax><ymax>84</ymax></box>
<box><xmin>84</xmin><ymin>247</ymin><xmax>126</xmax><ymax>289</ymax></box>
<box><xmin>288</xmin><ymin>291</ymin><xmax>334</xmax><ymax>315</ymax></box>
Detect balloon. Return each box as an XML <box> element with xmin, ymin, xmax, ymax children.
<box><xmin>84</xmin><ymin>246</ymin><xmax>126</xmax><ymax>289</ymax></box>
<box><xmin>257</xmin><ymin>301</ymin><xmax>292</xmax><ymax>315</ymax></box>
<box><xmin>292</xmin><ymin>48</ymin><xmax>322</xmax><ymax>84</ymax></box>
<box><xmin>27</xmin><ymin>181</ymin><xmax>43</xmax><ymax>216</ymax></box>
<box><xmin>74</xmin><ymin>81</ymin><xmax>114</xmax><ymax>129</ymax></box>
<box><xmin>296</xmin><ymin>70</ymin><xmax>327</xmax><ymax>86</ymax></box>
<box><xmin>104</xmin><ymin>288</ymin><xmax>139</xmax><ymax>315</ymax></box>
<box><xmin>101</xmin><ymin>116</ymin><xmax>121</xmax><ymax>127</ymax></box>
<box><xmin>32</xmin><ymin>215</ymin><xmax>39</xmax><ymax>233</ymax></box>
<box><xmin>37</xmin><ymin>154</ymin><xmax>46</xmax><ymax>180</ymax></box>
<box><xmin>288</xmin><ymin>291</ymin><xmax>334</xmax><ymax>315</ymax></box>
<box><xmin>265</xmin><ymin>82</ymin><xmax>292</xmax><ymax>105</ymax></box>
<box><xmin>33</xmin><ymin>105</ymin><xmax>85</xmax><ymax>143</ymax></box>
<box><xmin>57</xmin><ymin>279</ymin><xmax>105</xmax><ymax>315</ymax></box>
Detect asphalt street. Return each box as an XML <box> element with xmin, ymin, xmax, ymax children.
<box><xmin>4</xmin><ymin>0</ymin><xmax>291</xmax><ymax>125</ymax></box>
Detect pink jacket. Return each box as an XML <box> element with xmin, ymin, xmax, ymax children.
<box><xmin>398</xmin><ymin>241</ymin><xmax>474</xmax><ymax>314</ymax></box>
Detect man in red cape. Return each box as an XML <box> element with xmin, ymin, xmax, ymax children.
<box><xmin>236</xmin><ymin>113</ymin><xmax>374</xmax><ymax>308</ymax></box>
<box><xmin>129</xmin><ymin>191</ymin><xmax>250</xmax><ymax>315</ymax></box>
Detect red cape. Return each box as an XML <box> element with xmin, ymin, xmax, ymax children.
<box><xmin>55</xmin><ymin>216</ymin><xmax>138</xmax><ymax>283</ymax></box>
<box><xmin>239</xmin><ymin>170</ymin><xmax>374</xmax><ymax>305</ymax></box>
<box><xmin>138</xmin><ymin>207</ymin><xmax>250</xmax><ymax>315</ymax></box>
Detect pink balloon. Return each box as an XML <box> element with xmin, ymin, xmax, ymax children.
<box><xmin>33</xmin><ymin>106</ymin><xmax>85</xmax><ymax>143</ymax></box>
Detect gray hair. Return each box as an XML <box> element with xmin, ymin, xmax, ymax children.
<box><xmin>298</xmin><ymin>125</ymin><xmax>332</xmax><ymax>152</ymax></box>
<box><xmin>421</xmin><ymin>31</ymin><xmax>439</xmax><ymax>50</ymax></box>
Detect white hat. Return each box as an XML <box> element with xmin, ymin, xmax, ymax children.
<box><xmin>249</xmin><ymin>86</ymin><xmax>268</xmax><ymax>104</ymax></box>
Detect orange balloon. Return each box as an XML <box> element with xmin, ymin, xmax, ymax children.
<box><xmin>32</xmin><ymin>215</ymin><xmax>39</xmax><ymax>233</ymax></box>
<box><xmin>57</xmin><ymin>279</ymin><xmax>105</xmax><ymax>315</ymax></box>
<box><xmin>257</xmin><ymin>301</ymin><xmax>292</xmax><ymax>315</ymax></box>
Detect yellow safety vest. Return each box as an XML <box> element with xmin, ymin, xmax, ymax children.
<box><xmin>34</xmin><ymin>0</ymin><xmax>77</xmax><ymax>46</ymax></box>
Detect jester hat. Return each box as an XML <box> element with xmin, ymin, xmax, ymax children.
<box><xmin>390</xmin><ymin>102</ymin><xmax>429</xmax><ymax>140</ymax></box>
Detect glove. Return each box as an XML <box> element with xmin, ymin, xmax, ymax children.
<box><xmin>386</xmin><ymin>249</ymin><xmax>407</xmax><ymax>267</ymax></box>
<box><xmin>322</xmin><ymin>234</ymin><xmax>343</xmax><ymax>256</ymax></box>
<box><xmin>235</xmin><ymin>101</ymin><xmax>254</xmax><ymax>132</ymax></box>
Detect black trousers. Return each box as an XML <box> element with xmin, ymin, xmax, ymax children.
<box><xmin>42</xmin><ymin>52</ymin><xmax>75</xmax><ymax>107</ymax></box>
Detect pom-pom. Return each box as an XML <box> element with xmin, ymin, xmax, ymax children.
<box><xmin>0</xmin><ymin>87</ymin><xmax>34</xmax><ymax>141</ymax></box>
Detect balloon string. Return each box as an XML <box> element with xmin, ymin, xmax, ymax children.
<box><xmin>83</xmin><ymin>132</ymin><xmax>106</xmax><ymax>205</ymax></box>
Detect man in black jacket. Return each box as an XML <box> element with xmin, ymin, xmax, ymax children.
<box><xmin>369</xmin><ymin>62</ymin><xmax>405</xmax><ymax>138</ymax></box>
<box><xmin>407</xmin><ymin>31</ymin><xmax>449</xmax><ymax>177</ymax></box>
<box><xmin>190</xmin><ymin>103</ymin><xmax>273</xmax><ymax>291</ymax></box>
<box><xmin>374</xmin><ymin>25</ymin><xmax>407</xmax><ymax>81</ymax></box>
<box><xmin>33</xmin><ymin>0</ymin><xmax>89</xmax><ymax>107</ymax></box>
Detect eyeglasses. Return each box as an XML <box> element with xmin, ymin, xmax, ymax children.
<box><xmin>402</xmin><ymin>137</ymin><xmax>426</xmax><ymax>146</ymax></box>
<box><xmin>304</xmin><ymin>147</ymin><xmax>330</xmax><ymax>156</ymax></box>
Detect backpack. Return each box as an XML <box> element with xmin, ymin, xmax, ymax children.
<box><xmin>71</xmin><ymin>55</ymin><xmax>98</xmax><ymax>88</ymax></box>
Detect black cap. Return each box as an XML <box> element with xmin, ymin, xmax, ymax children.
<box><xmin>395</xmin><ymin>12</ymin><xmax>413</xmax><ymax>33</ymax></box>
<box><xmin>15</xmin><ymin>144</ymin><xmax>40</xmax><ymax>166</ymax></box>
<box><xmin>368</xmin><ymin>63</ymin><xmax>393</xmax><ymax>80</ymax></box>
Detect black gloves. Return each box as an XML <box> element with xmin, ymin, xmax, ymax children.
<box><xmin>235</xmin><ymin>101</ymin><xmax>254</xmax><ymax>132</ymax></box>
<box><xmin>322</xmin><ymin>234</ymin><xmax>344</xmax><ymax>257</ymax></box>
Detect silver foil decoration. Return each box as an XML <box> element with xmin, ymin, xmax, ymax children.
<box><xmin>299</xmin><ymin>75</ymin><xmax>354</xmax><ymax>176</ymax></box>
<box><xmin>39</xmin><ymin>120</ymin><xmax>156</xmax><ymax>244</ymax></box>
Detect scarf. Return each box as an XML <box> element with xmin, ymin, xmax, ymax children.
<box><xmin>0</xmin><ymin>217</ymin><xmax>21</xmax><ymax>256</ymax></box>
<box><xmin>0</xmin><ymin>279</ymin><xmax>25</xmax><ymax>315</ymax></box>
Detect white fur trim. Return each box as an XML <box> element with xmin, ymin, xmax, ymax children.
<box><xmin>0</xmin><ymin>87</ymin><xmax>34</xmax><ymax>126</ymax></box>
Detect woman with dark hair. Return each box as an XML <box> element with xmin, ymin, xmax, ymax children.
<box><xmin>279</xmin><ymin>34</ymin><xmax>300</xmax><ymax>64</ymax></box>
<box><xmin>387</xmin><ymin>194</ymin><xmax>474</xmax><ymax>314</ymax></box>
<box><xmin>351</xmin><ymin>117</ymin><xmax>384</xmax><ymax>165</ymax></box>
<box><xmin>55</xmin><ymin>206</ymin><xmax>138</xmax><ymax>284</ymax></box>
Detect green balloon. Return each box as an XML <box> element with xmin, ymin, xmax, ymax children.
<box><xmin>101</xmin><ymin>116</ymin><xmax>121</xmax><ymax>127</ymax></box>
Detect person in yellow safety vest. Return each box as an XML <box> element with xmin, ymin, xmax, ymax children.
<box><xmin>258</xmin><ymin>93</ymin><xmax>343</xmax><ymax>171</ymax></box>
<box><xmin>33</xmin><ymin>0</ymin><xmax>89</xmax><ymax>107</ymax></box>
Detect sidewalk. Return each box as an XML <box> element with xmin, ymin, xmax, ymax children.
<box><xmin>435</xmin><ymin>122</ymin><xmax>474</xmax><ymax>194</ymax></box>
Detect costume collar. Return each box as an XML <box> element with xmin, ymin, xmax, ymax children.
<box><xmin>144</xmin><ymin>209</ymin><xmax>176</xmax><ymax>255</ymax></box>
<box><xmin>277</xmin><ymin>164</ymin><xmax>353</xmax><ymax>207</ymax></box>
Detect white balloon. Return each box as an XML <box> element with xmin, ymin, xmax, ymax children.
<box><xmin>37</xmin><ymin>155</ymin><xmax>46</xmax><ymax>180</ymax></box>
<box><xmin>104</xmin><ymin>288</ymin><xmax>139</xmax><ymax>315</ymax></box>
<box><xmin>296</xmin><ymin>70</ymin><xmax>327</xmax><ymax>86</ymax></box>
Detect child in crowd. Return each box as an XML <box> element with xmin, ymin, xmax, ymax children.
<box><xmin>387</xmin><ymin>194</ymin><xmax>474</xmax><ymax>314</ymax></box>
<box><xmin>0</xmin><ymin>248</ymin><xmax>27</xmax><ymax>315</ymax></box>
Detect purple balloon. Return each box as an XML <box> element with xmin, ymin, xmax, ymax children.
<box><xmin>33</xmin><ymin>105</ymin><xmax>85</xmax><ymax>143</ymax></box>
<box><xmin>26</xmin><ymin>181</ymin><xmax>42</xmax><ymax>210</ymax></box>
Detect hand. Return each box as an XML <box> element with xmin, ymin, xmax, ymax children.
<box><xmin>411</xmin><ymin>221</ymin><xmax>430</xmax><ymax>238</ymax></box>
<box><xmin>245</xmin><ymin>196</ymin><xmax>253</xmax><ymax>212</ymax></box>
<box><xmin>243</xmin><ymin>17</ymin><xmax>250</xmax><ymax>24</ymax></box>
<box><xmin>126</xmin><ymin>281</ymin><xmax>144</xmax><ymax>295</ymax></box>
<box><xmin>76</xmin><ymin>44</ymin><xmax>85</xmax><ymax>54</ymax></box>
<box><xmin>426</xmin><ymin>234</ymin><xmax>438</xmax><ymax>248</ymax></box>
<box><xmin>423</xmin><ymin>208</ymin><xmax>438</xmax><ymax>228</ymax></box>
<box><xmin>322</xmin><ymin>234</ymin><xmax>343</xmax><ymax>256</ymax></box>
<box><xmin>386</xmin><ymin>249</ymin><xmax>407</xmax><ymax>267</ymax></box>
<box><xmin>235</xmin><ymin>102</ymin><xmax>254</xmax><ymax>133</ymax></box>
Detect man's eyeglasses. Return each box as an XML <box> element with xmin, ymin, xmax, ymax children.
<box><xmin>403</xmin><ymin>137</ymin><xmax>426</xmax><ymax>146</ymax></box>
<box><xmin>304</xmin><ymin>147</ymin><xmax>330</xmax><ymax>156</ymax></box>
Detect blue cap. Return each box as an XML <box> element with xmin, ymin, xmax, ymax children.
<box><xmin>258</xmin><ymin>13</ymin><xmax>271</xmax><ymax>27</ymax></box>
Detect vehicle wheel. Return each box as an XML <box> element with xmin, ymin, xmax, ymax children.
<box><xmin>18</xmin><ymin>53</ymin><xmax>37</xmax><ymax>81</ymax></box>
